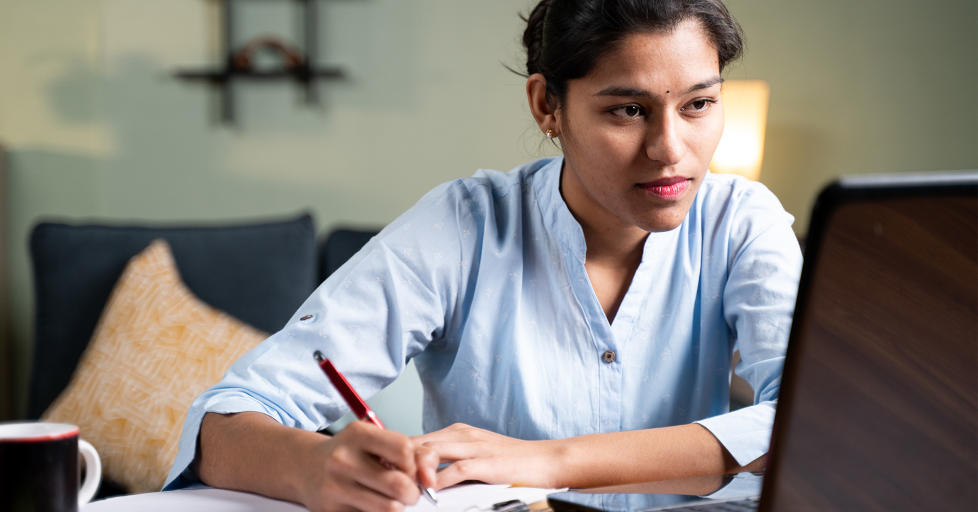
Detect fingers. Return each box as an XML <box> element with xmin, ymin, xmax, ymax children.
<box><xmin>355</xmin><ymin>464</ymin><xmax>421</xmax><ymax>506</ymax></box>
<box><xmin>418</xmin><ymin>441</ymin><xmax>485</xmax><ymax>462</ymax></box>
<box><xmin>413</xmin><ymin>422</ymin><xmax>485</xmax><ymax>445</ymax></box>
<box><xmin>339</xmin><ymin>481</ymin><xmax>410</xmax><ymax>512</ymax></box>
<box><xmin>415</xmin><ymin>425</ymin><xmax>511</xmax><ymax>490</ymax></box>
<box><xmin>305</xmin><ymin>453</ymin><xmax>413</xmax><ymax>512</ymax></box>
<box><xmin>414</xmin><ymin>425</ymin><xmax>554</xmax><ymax>491</ymax></box>
<box><xmin>414</xmin><ymin>443</ymin><xmax>440</xmax><ymax>490</ymax></box>
<box><xmin>434</xmin><ymin>457</ymin><xmax>505</xmax><ymax>490</ymax></box>
<box><xmin>412</xmin><ymin>423</ymin><xmax>488</xmax><ymax>443</ymax></box>
<box><xmin>342</xmin><ymin>421</ymin><xmax>417</xmax><ymax>475</ymax></box>
<box><xmin>307</xmin><ymin>421</ymin><xmax>435</xmax><ymax>509</ymax></box>
<box><xmin>317</xmin><ymin>434</ymin><xmax>419</xmax><ymax>504</ymax></box>
<box><xmin>414</xmin><ymin>424</ymin><xmax>510</xmax><ymax>466</ymax></box>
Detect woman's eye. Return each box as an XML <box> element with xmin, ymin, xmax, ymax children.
<box><xmin>680</xmin><ymin>99</ymin><xmax>716</xmax><ymax>114</ymax></box>
<box><xmin>611</xmin><ymin>104</ymin><xmax>644</xmax><ymax>118</ymax></box>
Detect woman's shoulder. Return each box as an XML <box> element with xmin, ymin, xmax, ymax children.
<box><xmin>692</xmin><ymin>172</ymin><xmax>792</xmax><ymax>227</ymax></box>
<box><xmin>697</xmin><ymin>172</ymin><xmax>784</xmax><ymax>210</ymax></box>
<box><xmin>407</xmin><ymin>157</ymin><xmax>558</xmax><ymax>217</ymax></box>
<box><xmin>382</xmin><ymin>157</ymin><xmax>558</xmax><ymax>235</ymax></box>
<box><xmin>460</xmin><ymin>157</ymin><xmax>557</xmax><ymax>199</ymax></box>
<box><xmin>690</xmin><ymin>172</ymin><xmax>797</xmax><ymax>249</ymax></box>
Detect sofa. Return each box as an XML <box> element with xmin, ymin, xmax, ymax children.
<box><xmin>28</xmin><ymin>213</ymin><xmax>377</xmax><ymax>495</ymax></box>
<box><xmin>27</xmin><ymin>212</ymin><xmax>755</xmax><ymax>496</ymax></box>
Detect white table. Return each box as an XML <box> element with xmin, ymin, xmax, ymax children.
<box><xmin>84</xmin><ymin>488</ymin><xmax>304</xmax><ymax>512</ymax></box>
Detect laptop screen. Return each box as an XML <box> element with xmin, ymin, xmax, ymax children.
<box><xmin>761</xmin><ymin>174</ymin><xmax>978</xmax><ymax>510</ymax></box>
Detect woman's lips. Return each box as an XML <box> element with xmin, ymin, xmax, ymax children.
<box><xmin>638</xmin><ymin>177</ymin><xmax>691</xmax><ymax>200</ymax></box>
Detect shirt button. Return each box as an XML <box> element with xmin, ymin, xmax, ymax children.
<box><xmin>601</xmin><ymin>350</ymin><xmax>617</xmax><ymax>364</ymax></box>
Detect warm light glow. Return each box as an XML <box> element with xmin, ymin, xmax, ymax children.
<box><xmin>710</xmin><ymin>80</ymin><xmax>770</xmax><ymax>181</ymax></box>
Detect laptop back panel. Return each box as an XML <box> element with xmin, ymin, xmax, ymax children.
<box><xmin>761</xmin><ymin>176</ymin><xmax>978</xmax><ymax>511</ymax></box>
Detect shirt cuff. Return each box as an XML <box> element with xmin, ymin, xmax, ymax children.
<box><xmin>694</xmin><ymin>400</ymin><xmax>776</xmax><ymax>467</ymax></box>
<box><xmin>702</xmin><ymin>472</ymin><xmax>764</xmax><ymax>500</ymax></box>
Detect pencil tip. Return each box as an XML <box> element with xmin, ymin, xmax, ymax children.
<box><xmin>313</xmin><ymin>350</ymin><xmax>325</xmax><ymax>362</ymax></box>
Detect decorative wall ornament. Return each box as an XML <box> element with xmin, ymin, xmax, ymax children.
<box><xmin>174</xmin><ymin>0</ymin><xmax>346</xmax><ymax>124</ymax></box>
<box><xmin>232</xmin><ymin>37</ymin><xmax>304</xmax><ymax>72</ymax></box>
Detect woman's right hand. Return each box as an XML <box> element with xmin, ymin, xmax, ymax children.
<box><xmin>298</xmin><ymin>420</ymin><xmax>439</xmax><ymax>512</ymax></box>
<box><xmin>197</xmin><ymin>412</ymin><xmax>437</xmax><ymax>512</ymax></box>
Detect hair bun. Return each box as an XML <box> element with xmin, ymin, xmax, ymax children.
<box><xmin>513</xmin><ymin>0</ymin><xmax>744</xmax><ymax>104</ymax></box>
<box><xmin>522</xmin><ymin>0</ymin><xmax>553</xmax><ymax>75</ymax></box>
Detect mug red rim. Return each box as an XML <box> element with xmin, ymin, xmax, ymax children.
<box><xmin>0</xmin><ymin>422</ymin><xmax>79</xmax><ymax>442</ymax></box>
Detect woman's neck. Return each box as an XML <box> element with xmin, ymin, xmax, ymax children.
<box><xmin>558</xmin><ymin>164</ymin><xmax>649</xmax><ymax>322</ymax></box>
<box><xmin>577</xmin><ymin>216</ymin><xmax>647</xmax><ymax>265</ymax></box>
<box><xmin>558</xmin><ymin>163</ymin><xmax>648</xmax><ymax>265</ymax></box>
<box><xmin>574</xmin><ymin>210</ymin><xmax>646</xmax><ymax>323</ymax></box>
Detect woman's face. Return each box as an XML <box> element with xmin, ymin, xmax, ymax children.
<box><xmin>556</xmin><ymin>19</ymin><xmax>724</xmax><ymax>234</ymax></box>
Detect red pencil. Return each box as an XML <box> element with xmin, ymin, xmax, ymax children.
<box><xmin>314</xmin><ymin>351</ymin><xmax>385</xmax><ymax>429</ymax></box>
<box><xmin>313</xmin><ymin>350</ymin><xmax>437</xmax><ymax>504</ymax></box>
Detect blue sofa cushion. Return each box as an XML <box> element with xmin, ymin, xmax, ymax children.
<box><xmin>28</xmin><ymin>214</ymin><xmax>318</xmax><ymax>419</ymax></box>
<box><xmin>319</xmin><ymin>227</ymin><xmax>378</xmax><ymax>283</ymax></box>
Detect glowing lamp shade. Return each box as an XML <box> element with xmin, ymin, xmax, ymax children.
<box><xmin>710</xmin><ymin>80</ymin><xmax>770</xmax><ymax>181</ymax></box>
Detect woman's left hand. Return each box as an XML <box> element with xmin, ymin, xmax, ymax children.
<box><xmin>413</xmin><ymin>423</ymin><xmax>567</xmax><ymax>490</ymax></box>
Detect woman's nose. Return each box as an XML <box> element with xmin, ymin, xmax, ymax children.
<box><xmin>645</xmin><ymin>113</ymin><xmax>686</xmax><ymax>166</ymax></box>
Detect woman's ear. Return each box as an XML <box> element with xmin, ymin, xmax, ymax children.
<box><xmin>526</xmin><ymin>73</ymin><xmax>559</xmax><ymax>135</ymax></box>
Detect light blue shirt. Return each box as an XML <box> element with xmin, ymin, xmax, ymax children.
<box><xmin>166</xmin><ymin>157</ymin><xmax>802</xmax><ymax>488</ymax></box>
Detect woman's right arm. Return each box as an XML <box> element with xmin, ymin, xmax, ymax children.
<box><xmin>172</xmin><ymin>180</ymin><xmax>474</xmax><ymax>508</ymax></box>
<box><xmin>196</xmin><ymin>411</ymin><xmax>437</xmax><ymax>512</ymax></box>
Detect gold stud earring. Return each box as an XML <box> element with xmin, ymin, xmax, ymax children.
<box><xmin>545</xmin><ymin>129</ymin><xmax>556</xmax><ymax>139</ymax></box>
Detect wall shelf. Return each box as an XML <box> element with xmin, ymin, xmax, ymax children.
<box><xmin>174</xmin><ymin>0</ymin><xmax>346</xmax><ymax>124</ymax></box>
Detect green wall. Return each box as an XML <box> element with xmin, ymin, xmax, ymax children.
<box><xmin>1</xmin><ymin>0</ymin><xmax>975</xmax><ymax>433</ymax></box>
<box><xmin>727</xmin><ymin>0</ymin><xmax>978</xmax><ymax>231</ymax></box>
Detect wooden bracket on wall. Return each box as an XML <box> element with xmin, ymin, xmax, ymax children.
<box><xmin>174</xmin><ymin>0</ymin><xmax>346</xmax><ymax>124</ymax></box>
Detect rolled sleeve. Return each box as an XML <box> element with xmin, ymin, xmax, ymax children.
<box><xmin>164</xmin><ymin>391</ymin><xmax>282</xmax><ymax>489</ymax></box>
<box><xmin>706</xmin><ymin>179</ymin><xmax>801</xmax><ymax>466</ymax></box>
<box><xmin>702</xmin><ymin>471</ymin><xmax>764</xmax><ymax>500</ymax></box>
<box><xmin>162</xmin><ymin>180</ymin><xmax>471</xmax><ymax>490</ymax></box>
<box><xmin>695</xmin><ymin>400</ymin><xmax>777</xmax><ymax>466</ymax></box>
<box><xmin>163</xmin><ymin>330</ymin><xmax>328</xmax><ymax>490</ymax></box>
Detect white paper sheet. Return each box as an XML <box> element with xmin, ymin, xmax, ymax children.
<box><xmin>409</xmin><ymin>483</ymin><xmax>559</xmax><ymax>511</ymax></box>
<box><xmin>83</xmin><ymin>484</ymin><xmax>561</xmax><ymax>512</ymax></box>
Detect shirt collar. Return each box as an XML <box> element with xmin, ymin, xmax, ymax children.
<box><xmin>531</xmin><ymin>156</ymin><xmax>587</xmax><ymax>263</ymax></box>
<box><xmin>531</xmin><ymin>156</ymin><xmax>694</xmax><ymax>265</ymax></box>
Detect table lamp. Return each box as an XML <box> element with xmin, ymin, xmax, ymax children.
<box><xmin>710</xmin><ymin>80</ymin><xmax>770</xmax><ymax>181</ymax></box>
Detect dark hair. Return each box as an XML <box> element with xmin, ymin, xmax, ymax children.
<box><xmin>522</xmin><ymin>0</ymin><xmax>743</xmax><ymax>104</ymax></box>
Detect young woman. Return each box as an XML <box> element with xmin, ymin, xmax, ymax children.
<box><xmin>166</xmin><ymin>1</ymin><xmax>802</xmax><ymax>511</ymax></box>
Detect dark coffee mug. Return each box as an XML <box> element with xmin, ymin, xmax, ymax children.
<box><xmin>0</xmin><ymin>422</ymin><xmax>101</xmax><ymax>512</ymax></box>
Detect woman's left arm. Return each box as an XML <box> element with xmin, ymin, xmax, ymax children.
<box><xmin>418</xmin><ymin>183</ymin><xmax>799</xmax><ymax>490</ymax></box>
<box><xmin>416</xmin><ymin>422</ymin><xmax>763</xmax><ymax>489</ymax></box>
<box><xmin>696</xmin><ymin>183</ymin><xmax>803</xmax><ymax>467</ymax></box>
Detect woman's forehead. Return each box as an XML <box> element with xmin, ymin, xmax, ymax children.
<box><xmin>575</xmin><ymin>20</ymin><xmax>721</xmax><ymax>95</ymax></box>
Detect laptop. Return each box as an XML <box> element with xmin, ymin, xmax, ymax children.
<box><xmin>549</xmin><ymin>172</ymin><xmax>978</xmax><ymax>511</ymax></box>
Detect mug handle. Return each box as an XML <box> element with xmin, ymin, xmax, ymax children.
<box><xmin>78</xmin><ymin>439</ymin><xmax>102</xmax><ymax>505</ymax></box>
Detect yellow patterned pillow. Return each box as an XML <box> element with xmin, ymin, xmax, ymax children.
<box><xmin>42</xmin><ymin>239</ymin><xmax>267</xmax><ymax>493</ymax></box>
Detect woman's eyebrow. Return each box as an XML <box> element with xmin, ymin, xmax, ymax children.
<box><xmin>594</xmin><ymin>76</ymin><xmax>724</xmax><ymax>98</ymax></box>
